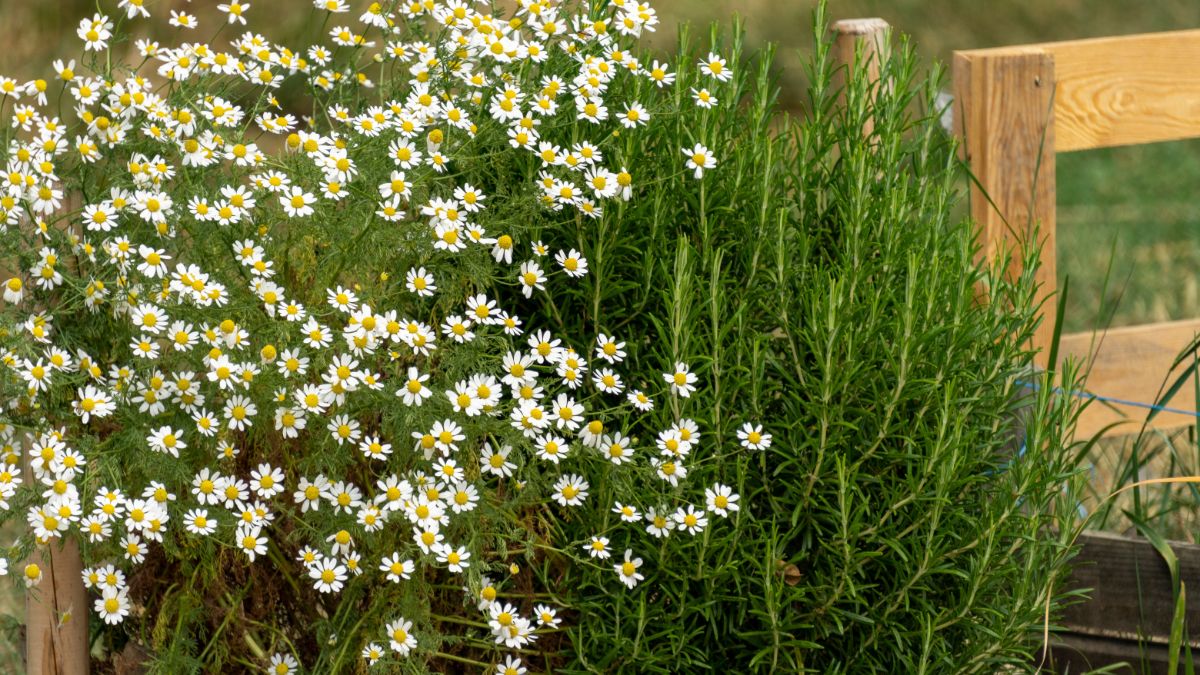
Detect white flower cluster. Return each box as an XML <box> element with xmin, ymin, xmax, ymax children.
<box><xmin>0</xmin><ymin>0</ymin><xmax>764</xmax><ymax>670</ymax></box>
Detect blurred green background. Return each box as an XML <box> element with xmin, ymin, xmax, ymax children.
<box><xmin>3</xmin><ymin>0</ymin><xmax>1199</xmax><ymax>332</ymax></box>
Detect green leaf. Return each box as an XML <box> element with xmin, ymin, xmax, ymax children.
<box><xmin>1169</xmin><ymin>581</ymin><xmax>1186</xmax><ymax>675</ymax></box>
<box><xmin>1124</xmin><ymin>509</ymin><xmax>1180</xmax><ymax>593</ymax></box>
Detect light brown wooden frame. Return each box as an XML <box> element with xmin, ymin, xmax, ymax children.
<box><xmin>954</xmin><ymin>30</ymin><xmax>1200</xmax><ymax>438</ymax></box>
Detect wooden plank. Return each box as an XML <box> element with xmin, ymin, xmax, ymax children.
<box><xmin>24</xmin><ymin>538</ymin><xmax>89</xmax><ymax>675</ymax></box>
<box><xmin>1047</xmin><ymin>632</ymin><xmax>1178</xmax><ymax>674</ymax></box>
<box><xmin>1043</xmin><ymin>531</ymin><xmax>1200</xmax><ymax>673</ymax></box>
<box><xmin>1062</xmin><ymin>531</ymin><xmax>1200</xmax><ymax>643</ymax></box>
<box><xmin>953</xmin><ymin>47</ymin><xmax>1057</xmax><ymax>363</ymax></box>
<box><xmin>1048</xmin><ymin>531</ymin><xmax>1200</xmax><ymax>672</ymax></box>
<box><xmin>1059</xmin><ymin>318</ymin><xmax>1200</xmax><ymax>437</ymax></box>
<box><xmin>960</xmin><ymin>30</ymin><xmax>1200</xmax><ymax>152</ymax></box>
<box><xmin>1047</xmin><ymin>30</ymin><xmax>1200</xmax><ymax>152</ymax></box>
<box><xmin>20</xmin><ymin>431</ymin><xmax>89</xmax><ymax>675</ymax></box>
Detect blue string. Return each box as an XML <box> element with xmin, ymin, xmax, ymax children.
<box><xmin>1014</xmin><ymin>379</ymin><xmax>1200</xmax><ymax>419</ymax></box>
<box><xmin>1012</xmin><ymin>378</ymin><xmax>1200</xmax><ymax>518</ymax></box>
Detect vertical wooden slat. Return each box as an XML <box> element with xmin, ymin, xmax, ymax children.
<box><xmin>953</xmin><ymin>47</ymin><xmax>1057</xmax><ymax>363</ymax></box>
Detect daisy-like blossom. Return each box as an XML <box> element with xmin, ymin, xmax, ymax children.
<box><xmin>699</xmin><ymin>52</ymin><xmax>733</xmax><ymax>81</ymax></box>
<box><xmin>309</xmin><ymin>555</ymin><xmax>348</xmax><ymax>593</ymax></box>
<box><xmin>0</xmin><ymin>0</ymin><xmax>751</xmax><ymax>661</ymax></box>
<box><xmin>183</xmin><ymin>508</ymin><xmax>217</xmax><ymax>535</ymax></box>
<box><xmin>77</xmin><ymin>14</ymin><xmax>113</xmax><ymax>51</ymax></box>
<box><xmin>585</xmin><ymin>535</ymin><xmax>611</xmax><ymax>559</ymax></box>
<box><xmin>386</xmin><ymin>617</ymin><xmax>417</xmax><ymax>655</ymax></box>
<box><xmin>664</xmin><ymin>361</ymin><xmax>698</xmax><ymax>398</ymax></box>
<box><xmin>615</xmin><ymin>549</ymin><xmax>645</xmax><ymax>589</ymax></box>
<box><xmin>268</xmin><ymin>653</ymin><xmax>298</xmax><ymax>675</ymax></box>
<box><xmin>552</xmin><ymin>474</ymin><xmax>589</xmax><ymax>507</ymax></box>
<box><xmin>361</xmin><ymin>643</ymin><xmax>384</xmax><ymax>665</ymax></box>
<box><xmin>406</xmin><ymin>267</ymin><xmax>436</xmax><ymax>296</ymax></box>
<box><xmin>613</xmin><ymin>501</ymin><xmax>641</xmax><ymax>523</ymax></box>
<box><xmin>555</xmin><ymin>248</ymin><xmax>589</xmax><ymax>277</ymax></box>
<box><xmin>237</xmin><ymin>523</ymin><xmax>268</xmax><ymax>562</ymax></box>
<box><xmin>74</xmin><ymin>385</ymin><xmax>116</xmax><ymax>423</ymax></box>
<box><xmin>218</xmin><ymin>1</ymin><xmax>250</xmax><ymax>25</ymax></box>
<box><xmin>737</xmin><ymin>422</ymin><xmax>773</xmax><ymax>450</ymax></box>
<box><xmin>673</xmin><ymin>504</ymin><xmax>709</xmax><ymax>534</ymax></box>
<box><xmin>518</xmin><ymin>261</ymin><xmax>546</xmax><ymax>297</ymax></box>
<box><xmin>379</xmin><ymin>553</ymin><xmax>415</xmax><ymax>582</ymax></box>
<box><xmin>683</xmin><ymin>143</ymin><xmax>717</xmax><ymax>179</ymax></box>
<box><xmin>95</xmin><ymin>589</ymin><xmax>131</xmax><ymax>624</ymax></box>
<box><xmin>706</xmin><ymin>483</ymin><xmax>741</xmax><ymax>517</ymax></box>
<box><xmin>435</xmin><ymin>542</ymin><xmax>472</xmax><ymax>573</ymax></box>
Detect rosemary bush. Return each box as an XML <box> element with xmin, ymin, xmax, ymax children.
<box><xmin>537</xmin><ymin>12</ymin><xmax>1087</xmax><ymax>675</ymax></box>
<box><xmin>0</xmin><ymin>0</ymin><xmax>1082</xmax><ymax>672</ymax></box>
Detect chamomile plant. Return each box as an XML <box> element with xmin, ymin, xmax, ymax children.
<box><xmin>0</xmin><ymin>0</ymin><xmax>759</xmax><ymax>671</ymax></box>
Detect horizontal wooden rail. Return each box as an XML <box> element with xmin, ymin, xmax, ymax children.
<box><xmin>1049</xmin><ymin>531</ymin><xmax>1200</xmax><ymax>673</ymax></box>
<box><xmin>963</xmin><ymin>29</ymin><xmax>1200</xmax><ymax>153</ymax></box>
<box><xmin>1059</xmin><ymin>319</ymin><xmax>1200</xmax><ymax>438</ymax></box>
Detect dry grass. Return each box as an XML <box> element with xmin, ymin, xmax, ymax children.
<box><xmin>1082</xmin><ymin>430</ymin><xmax>1200</xmax><ymax>541</ymax></box>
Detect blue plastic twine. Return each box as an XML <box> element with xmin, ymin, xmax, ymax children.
<box><xmin>1012</xmin><ymin>379</ymin><xmax>1200</xmax><ymax>517</ymax></box>
<box><xmin>1014</xmin><ymin>379</ymin><xmax>1200</xmax><ymax>419</ymax></box>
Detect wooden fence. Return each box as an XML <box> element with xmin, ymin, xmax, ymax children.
<box><xmin>954</xmin><ymin>29</ymin><xmax>1200</xmax><ymax>438</ymax></box>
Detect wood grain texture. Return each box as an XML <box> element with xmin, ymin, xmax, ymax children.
<box><xmin>24</xmin><ymin>538</ymin><xmax>89</xmax><ymax>675</ymax></box>
<box><xmin>957</xmin><ymin>30</ymin><xmax>1200</xmax><ymax>152</ymax></box>
<box><xmin>953</xmin><ymin>48</ymin><xmax>1056</xmax><ymax>362</ymax></box>
<box><xmin>1044</xmin><ymin>532</ymin><xmax>1200</xmax><ymax>673</ymax></box>
<box><xmin>1059</xmin><ymin>318</ymin><xmax>1200</xmax><ymax>437</ymax></box>
<box><xmin>1047</xmin><ymin>630</ymin><xmax>1177</xmax><ymax>674</ymax></box>
<box><xmin>1061</xmin><ymin>531</ymin><xmax>1200</xmax><ymax>642</ymax></box>
<box><xmin>20</xmin><ymin>430</ymin><xmax>88</xmax><ymax>674</ymax></box>
<box><xmin>1047</xmin><ymin>30</ymin><xmax>1200</xmax><ymax>152</ymax></box>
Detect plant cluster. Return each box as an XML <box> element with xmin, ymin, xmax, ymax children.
<box><xmin>0</xmin><ymin>0</ymin><xmax>767</xmax><ymax>672</ymax></box>
<box><xmin>0</xmin><ymin>0</ymin><xmax>1088</xmax><ymax>673</ymax></box>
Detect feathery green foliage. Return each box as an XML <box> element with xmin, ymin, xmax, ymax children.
<box><xmin>540</xmin><ymin>8</ymin><xmax>1088</xmax><ymax>672</ymax></box>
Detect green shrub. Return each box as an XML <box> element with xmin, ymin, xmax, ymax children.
<box><xmin>539</xmin><ymin>8</ymin><xmax>1087</xmax><ymax>673</ymax></box>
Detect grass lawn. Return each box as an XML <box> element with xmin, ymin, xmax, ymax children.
<box><xmin>1058</xmin><ymin>139</ymin><xmax>1200</xmax><ymax>332</ymax></box>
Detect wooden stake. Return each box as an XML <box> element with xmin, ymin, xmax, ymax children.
<box><xmin>19</xmin><ymin>431</ymin><xmax>89</xmax><ymax>674</ymax></box>
<box><xmin>25</xmin><ymin>537</ymin><xmax>89</xmax><ymax>674</ymax></box>
<box><xmin>830</xmin><ymin>18</ymin><xmax>891</xmax><ymax>136</ymax></box>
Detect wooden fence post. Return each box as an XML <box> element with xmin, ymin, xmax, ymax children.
<box><xmin>830</xmin><ymin>18</ymin><xmax>891</xmax><ymax>136</ymax></box>
<box><xmin>953</xmin><ymin>48</ymin><xmax>1057</xmax><ymax>363</ymax></box>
